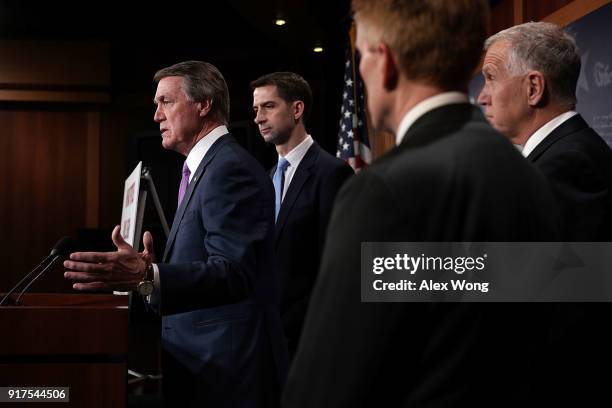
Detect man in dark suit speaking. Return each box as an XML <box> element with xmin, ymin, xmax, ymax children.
<box><xmin>282</xmin><ymin>1</ymin><xmax>559</xmax><ymax>407</ymax></box>
<box><xmin>251</xmin><ymin>72</ymin><xmax>353</xmax><ymax>360</ymax></box>
<box><xmin>64</xmin><ymin>61</ymin><xmax>286</xmax><ymax>407</ymax></box>
<box><xmin>478</xmin><ymin>22</ymin><xmax>612</xmax><ymax>241</ymax></box>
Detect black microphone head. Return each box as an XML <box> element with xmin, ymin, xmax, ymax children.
<box><xmin>49</xmin><ymin>236</ymin><xmax>76</xmax><ymax>256</ymax></box>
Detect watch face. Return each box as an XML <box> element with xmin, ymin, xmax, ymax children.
<box><xmin>138</xmin><ymin>281</ymin><xmax>154</xmax><ymax>296</ymax></box>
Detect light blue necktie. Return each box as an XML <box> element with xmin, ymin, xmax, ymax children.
<box><xmin>273</xmin><ymin>158</ymin><xmax>290</xmax><ymax>221</ymax></box>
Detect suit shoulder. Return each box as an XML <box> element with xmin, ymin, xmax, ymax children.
<box><xmin>331</xmin><ymin>169</ymin><xmax>403</xmax><ymax>236</ymax></box>
<box><xmin>314</xmin><ymin>146</ymin><xmax>354</xmax><ymax>175</ymax></box>
<box><xmin>537</xmin><ymin>127</ymin><xmax>612</xmax><ymax>177</ymax></box>
<box><xmin>218</xmin><ymin>137</ymin><xmax>264</xmax><ymax>167</ymax></box>
<box><xmin>218</xmin><ymin>137</ymin><xmax>250</xmax><ymax>161</ymax></box>
<box><xmin>549</xmin><ymin>127</ymin><xmax>612</xmax><ymax>156</ymax></box>
<box><xmin>338</xmin><ymin>167</ymin><xmax>394</xmax><ymax>204</ymax></box>
<box><xmin>369</xmin><ymin>124</ymin><xmax>534</xmax><ymax>188</ymax></box>
<box><xmin>206</xmin><ymin>138</ymin><xmax>269</xmax><ymax>184</ymax></box>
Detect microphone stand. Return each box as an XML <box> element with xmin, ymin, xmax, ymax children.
<box><xmin>0</xmin><ymin>255</ymin><xmax>55</xmax><ymax>306</ymax></box>
<box><xmin>14</xmin><ymin>255</ymin><xmax>62</xmax><ymax>306</ymax></box>
<box><xmin>0</xmin><ymin>236</ymin><xmax>74</xmax><ymax>306</ymax></box>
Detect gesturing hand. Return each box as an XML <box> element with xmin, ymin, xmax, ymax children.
<box><xmin>141</xmin><ymin>230</ymin><xmax>156</xmax><ymax>264</ymax></box>
<box><xmin>64</xmin><ymin>225</ymin><xmax>147</xmax><ymax>292</ymax></box>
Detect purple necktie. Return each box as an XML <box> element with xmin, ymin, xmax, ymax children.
<box><xmin>177</xmin><ymin>161</ymin><xmax>191</xmax><ymax>207</ymax></box>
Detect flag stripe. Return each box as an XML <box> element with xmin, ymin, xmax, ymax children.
<box><xmin>337</xmin><ymin>23</ymin><xmax>371</xmax><ymax>172</ymax></box>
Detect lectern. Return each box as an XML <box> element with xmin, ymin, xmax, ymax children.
<box><xmin>0</xmin><ymin>293</ymin><xmax>129</xmax><ymax>407</ymax></box>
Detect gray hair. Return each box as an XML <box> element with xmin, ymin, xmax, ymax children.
<box><xmin>154</xmin><ymin>61</ymin><xmax>230</xmax><ymax>125</ymax></box>
<box><xmin>485</xmin><ymin>21</ymin><xmax>581</xmax><ymax>106</ymax></box>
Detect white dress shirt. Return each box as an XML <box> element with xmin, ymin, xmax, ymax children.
<box><xmin>521</xmin><ymin>111</ymin><xmax>578</xmax><ymax>158</ymax></box>
<box><xmin>278</xmin><ymin>135</ymin><xmax>314</xmax><ymax>201</ymax></box>
<box><xmin>184</xmin><ymin>125</ymin><xmax>229</xmax><ymax>181</ymax></box>
<box><xmin>396</xmin><ymin>92</ymin><xmax>469</xmax><ymax>145</ymax></box>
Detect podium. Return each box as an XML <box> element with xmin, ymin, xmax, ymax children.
<box><xmin>0</xmin><ymin>293</ymin><xmax>129</xmax><ymax>407</ymax></box>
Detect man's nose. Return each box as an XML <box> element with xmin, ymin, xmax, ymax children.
<box><xmin>254</xmin><ymin>110</ymin><xmax>265</xmax><ymax>125</ymax></box>
<box><xmin>477</xmin><ymin>86</ymin><xmax>489</xmax><ymax>106</ymax></box>
<box><xmin>154</xmin><ymin>105</ymin><xmax>164</xmax><ymax>122</ymax></box>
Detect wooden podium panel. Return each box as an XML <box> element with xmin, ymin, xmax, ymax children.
<box><xmin>0</xmin><ymin>293</ymin><xmax>129</xmax><ymax>407</ymax></box>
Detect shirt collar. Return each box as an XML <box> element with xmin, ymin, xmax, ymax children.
<box><xmin>396</xmin><ymin>92</ymin><xmax>469</xmax><ymax>145</ymax></box>
<box><xmin>185</xmin><ymin>125</ymin><xmax>228</xmax><ymax>179</ymax></box>
<box><xmin>279</xmin><ymin>135</ymin><xmax>314</xmax><ymax>168</ymax></box>
<box><xmin>521</xmin><ymin>111</ymin><xmax>578</xmax><ymax>158</ymax></box>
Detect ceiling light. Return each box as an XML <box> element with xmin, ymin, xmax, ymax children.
<box><xmin>275</xmin><ymin>18</ymin><xmax>286</xmax><ymax>26</ymax></box>
<box><xmin>313</xmin><ymin>46</ymin><xmax>324</xmax><ymax>53</ymax></box>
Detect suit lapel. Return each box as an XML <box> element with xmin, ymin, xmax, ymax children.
<box><xmin>274</xmin><ymin>143</ymin><xmax>318</xmax><ymax>245</ymax></box>
<box><xmin>162</xmin><ymin>134</ymin><xmax>233</xmax><ymax>262</ymax></box>
<box><xmin>526</xmin><ymin>114</ymin><xmax>588</xmax><ymax>163</ymax></box>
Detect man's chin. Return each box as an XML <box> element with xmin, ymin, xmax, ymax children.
<box><xmin>265</xmin><ymin>134</ymin><xmax>288</xmax><ymax>146</ymax></box>
<box><xmin>161</xmin><ymin>138</ymin><xmax>174</xmax><ymax>151</ymax></box>
<box><xmin>490</xmin><ymin>122</ymin><xmax>505</xmax><ymax>133</ymax></box>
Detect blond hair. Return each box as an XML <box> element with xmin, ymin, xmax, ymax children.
<box><xmin>352</xmin><ymin>0</ymin><xmax>489</xmax><ymax>88</ymax></box>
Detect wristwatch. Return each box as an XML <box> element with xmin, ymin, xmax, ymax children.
<box><xmin>137</xmin><ymin>262</ymin><xmax>154</xmax><ymax>296</ymax></box>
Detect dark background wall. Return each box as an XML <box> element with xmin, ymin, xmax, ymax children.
<box><xmin>0</xmin><ymin>0</ymin><xmax>352</xmax><ymax>291</ymax></box>
<box><xmin>0</xmin><ymin>0</ymin><xmax>609</xmax><ymax>293</ymax></box>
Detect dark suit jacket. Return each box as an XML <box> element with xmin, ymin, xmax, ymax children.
<box><xmin>271</xmin><ymin>142</ymin><xmax>353</xmax><ymax>358</ymax></box>
<box><xmin>158</xmin><ymin>134</ymin><xmax>287</xmax><ymax>407</ymax></box>
<box><xmin>526</xmin><ymin>114</ymin><xmax>612</xmax><ymax>404</ymax></box>
<box><xmin>526</xmin><ymin>113</ymin><xmax>612</xmax><ymax>240</ymax></box>
<box><xmin>282</xmin><ymin>104</ymin><xmax>561</xmax><ymax>407</ymax></box>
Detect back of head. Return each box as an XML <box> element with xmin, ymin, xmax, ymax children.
<box><xmin>485</xmin><ymin>22</ymin><xmax>581</xmax><ymax>107</ymax></box>
<box><xmin>154</xmin><ymin>60</ymin><xmax>230</xmax><ymax>125</ymax></box>
<box><xmin>250</xmin><ymin>72</ymin><xmax>313</xmax><ymax>126</ymax></box>
<box><xmin>351</xmin><ymin>0</ymin><xmax>489</xmax><ymax>89</ymax></box>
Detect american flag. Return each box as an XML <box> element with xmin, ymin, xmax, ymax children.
<box><xmin>336</xmin><ymin>33</ymin><xmax>371</xmax><ymax>172</ymax></box>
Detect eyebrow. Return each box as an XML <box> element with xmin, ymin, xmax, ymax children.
<box><xmin>253</xmin><ymin>100</ymin><xmax>275</xmax><ymax>108</ymax></box>
<box><xmin>153</xmin><ymin>95</ymin><xmax>169</xmax><ymax>104</ymax></box>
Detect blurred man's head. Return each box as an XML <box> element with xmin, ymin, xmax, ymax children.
<box><xmin>352</xmin><ymin>0</ymin><xmax>489</xmax><ymax>133</ymax></box>
<box><xmin>478</xmin><ymin>22</ymin><xmax>581</xmax><ymax>144</ymax></box>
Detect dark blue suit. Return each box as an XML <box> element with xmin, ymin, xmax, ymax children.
<box><xmin>158</xmin><ymin>133</ymin><xmax>287</xmax><ymax>407</ymax></box>
<box><xmin>272</xmin><ymin>142</ymin><xmax>353</xmax><ymax>359</ymax></box>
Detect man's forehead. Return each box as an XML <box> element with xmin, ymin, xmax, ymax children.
<box><xmin>253</xmin><ymin>85</ymin><xmax>280</xmax><ymax>102</ymax></box>
<box><xmin>155</xmin><ymin>76</ymin><xmax>184</xmax><ymax>96</ymax></box>
<box><xmin>484</xmin><ymin>40</ymin><xmax>511</xmax><ymax>66</ymax></box>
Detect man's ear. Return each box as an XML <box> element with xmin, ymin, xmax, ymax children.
<box><xmin>381</xmin><ymin>42</ymin><xmax>399</xmax><ymax>91</ymax></box>
<box><xmin>293</xmin><ymin>100</ymin><xmax>305</xmax><ymax>122</ymax></box>
<box><xmin>198</xmin><ymin>99</ymin><xmax>213</xmax><ymax>117</ymax></box>
<box><xmin>526</xmin><ymin>71</ymin><xmax>546</xmax><ymax>107</ymax></box>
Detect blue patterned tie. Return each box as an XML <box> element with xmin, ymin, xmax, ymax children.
<box><xmin>273</xmin><ymin>158</ymin><xmax>290</xmax><ymax>221</ymax></box>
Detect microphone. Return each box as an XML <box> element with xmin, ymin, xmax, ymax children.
<box><xmin>49</xmin><ymin>236</ymin><xmax>75</xmax><ymax>257</ymax></box>
<box><xmin>0</xmin><ymin>237</ymin><xmax>75</xmax><ymax>306</ymax></box>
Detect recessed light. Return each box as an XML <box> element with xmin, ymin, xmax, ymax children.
<box><xmin>275</xmin><ymin>19</ymin><xmax>286</xmax><ymax>26</ymax></box>
<box><xmin>313</xmin><ymin>46</ymin><xmax>324</xmax><ymax>53</ymax></box>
